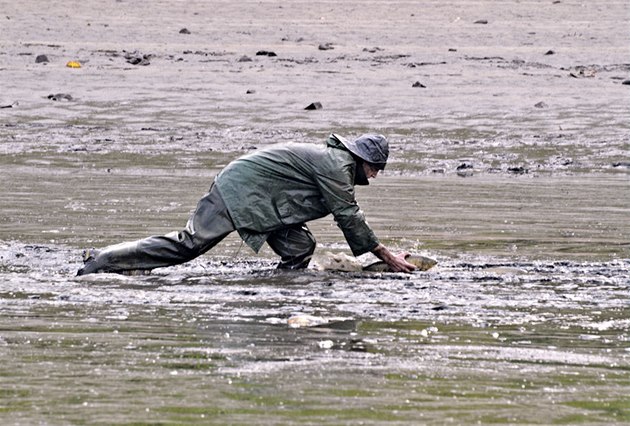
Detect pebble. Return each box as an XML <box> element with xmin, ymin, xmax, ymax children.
<box><xmin>456</xmin><ymin>163</ymin><xmax>474</xmax><ymax>178</ymax></box>
<box><xmin>237</xmin><ymin>55</ymin><xmax>253</xmax><ymax>62</ymax></box>
<box><xmin>318</xmin><ymin>43</ymin><xmax>334</xmax><ymax>51</ymax></box>
<box><xmin>47</xmin><ymin>93</ymin><xmax>73</xmax><ymax>101</ymax></box>
<box><xmin>304</xmin><ymin>101</ymin><xmax>323</xmax><ymax>110</ymax></box>
<box><xmin>255</xmin><ymin>50</ymin><xmax>277</xmax><ymax>57</ymax></box>
<box><xmin>474</xmin><ymin>19</ymin><xmax>488</xmax><ymax>24</ymax></box>
<box><xmin>124</xmin><ymin>51</ymin><xmax>151</xmax><ymax>66</ymax></box>
<box><xmin>507</xmin><ymin>166</ymin><xmax>528</xmax><ymax>175</ymax></box>
<box><xmin>544</xmin><ymin>50</ymin><xmax>555</xmax><ymax>55</ymax></box>
<box><xmin>35</xmin><ymin>54</ymin><xmax>49</xmax><ymax>63</ymax></box>
<box><xmin>534</xmin><ymin>101</ymin><xmax>548</xmax><ymax>108</ymax></box>
<box><xmin>179</xmin><ymin>28</ymin><xmax>191</xmax><ymax>34</ymax></box>
<box><xmin>412</xmin><ymin>81</ymin><xmax>427</xmax><ymax>88</ymax></box>
<box><xmin>317</xmin><ymin>340</ymin><xmax>334</xmax><ymax>349</ymax></box>
<box><xmin>622</xmin><ymin>80</ymin><xmax>630</xmax><ymax>85</ymax></box>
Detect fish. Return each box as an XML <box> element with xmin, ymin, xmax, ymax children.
<box><xmin>313</xmin><ymin>252</ymin><xmax>437</xmax><ymax>273</ymax></box>
<box><xmin>362</xmin><ymin>254</ymin><xmax>437</xmax><ymax>272</ymax></box>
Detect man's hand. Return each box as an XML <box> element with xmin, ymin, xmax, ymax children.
<box><xmin>371</xmin><ymin>244</ymin><xmax>417</xmax><ymax>273</ymax></box>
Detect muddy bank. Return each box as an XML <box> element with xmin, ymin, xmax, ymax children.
<box><xmin>1</xmin><ymin>0</ymin><xmax>629</xmax><ymax>424</ymax></box>
<box><xmin>1</xmin><ymin>0</ymin><xmax>629</xmax><ymax>175</ymax></box>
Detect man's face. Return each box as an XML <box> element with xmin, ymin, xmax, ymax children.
<box><xmin>362</xmin><ymin>162</ymin><xmax>380</xmax><ymax>179</ymax></box>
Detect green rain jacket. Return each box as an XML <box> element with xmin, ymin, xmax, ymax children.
<box><xmin>214</xmin><ymin>134</ymin><xmax>380</xmax><ymax>256</ymax></box>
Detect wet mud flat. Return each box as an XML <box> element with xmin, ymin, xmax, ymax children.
<box><xmin>1</xmin><ymin>245</ymin><xmax>629</xmax><ymax>425</ymax></box>
<box><xmin>1</xmin><ymin>0</ymin><xmax>630</xmax><ymax>424</ymax></box>
<box><xmin>0</xmin><ymin>169</ymin><xmax>628</xmax><ymax>425</ymax></box>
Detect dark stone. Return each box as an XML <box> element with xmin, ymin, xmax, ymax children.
<box><xmin>238</xmin><ymin>55</ymin><xmax>253</xmax><ymax>62</ymax></box>
<box><xmin>431</xmin><ymin>305</ymin><xmax>448</xmax><ymax>311</ymax></box>
<box><xmin>179</xmin><ymin>28</ymin><xmax>191</xmax><ymax>34</ymax></box>
<box><xmin>318</xmin><ymin>42</ymin><xmax>334</xmax><ymax>51</ymax></box>
<box><xmin>35</xmin><ymin>54</ymin><xmax>49</xmax><ymax>63</ymax></box>
<box><xmin>304</xmin><ymin>102</ymin><xmax>323</xmax><ymax>110</ymax></box>
<box><xmin>544</xmin><ymin>50</ymin><xmax>555</xmax><ymax>55</ymax></box>
<box><xmin>622</xmin><ymin>79</ymin><xmax>630</xmax><ymax>85</ymax></box>
<box><xmin>612</xmin><ymin>161</ymin><xmax>630</xmax><ymax>168</ymax></box>
<box><xmin>412</xmin><ymin>81</ymin><xmax>426</xmax><ymax>88</ymax></box>
<box><xmin>246</xmin><ymin>89</ymin><xmax>256</xmax><ymax>94</ymax></box>
<box><xmin>124</xmin><ymin>51</ymin><xmax>152</xmax><ymax>66</ymax></box>
<box><xmin>534</xmin><ymin>101</ymin><xmax>548</xmax><ymax>108</ymax></box>
<box><xmin>508</xmin><ymin>166</ymin><xmax>528</xmax><ymax>175</ymax></box>
<box><xmin>456</xmin><ymin>163</ymin><xmax>473</xmax><ymax>177</ymax></box>
<box><xmin>363</xmin><ymin>47</ymin><xmax>383</xmax><ymax>53</ymax></box>
<box><xmin>256</xmin><ymin>50</ymin><xmax>277</xmax><ymax>57</ymax></box>
<box><xmin>47</xmin><ymin>93</ymin><xmax>73</xmax><ymax>101</ymax></box>
<box><xmin>448</xmin><ymin>48</ymin><xmax>457</xmax><ymax>52</ymax></box>
<box><xmin>474</xmin><ymin>19</ymin><xmax>488</xmax><ymax>24</ymax></box>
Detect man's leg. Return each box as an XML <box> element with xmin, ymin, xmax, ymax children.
<box><xmin>266</xmin><ymin>224</ymin><xmax>316</xmax><ymax>270</ymax></box>
<box><xmin>77</xmin><ymin>184</ymin><xmax>235</xmax><ymax>275</ymax></box>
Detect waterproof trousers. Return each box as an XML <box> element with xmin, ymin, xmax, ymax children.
<box><xmin>77</xmin><ymin>184</ymin><xmax>316</xmax><ymax>275</ymax></box>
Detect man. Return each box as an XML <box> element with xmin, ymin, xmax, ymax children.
<box><xmin>77</xmin><ymin>133</ymin><xmax>417</xmax><ymax>276</ymax></box>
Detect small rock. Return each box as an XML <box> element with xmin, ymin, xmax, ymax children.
<box><xmin>456</xmin><ymin>163</ymin><xmax>473</xmax><ymax>177</ymax></box>
<box><xmin>412</xmin><ymin>81</ymin><xmax>426</xmax><ymax>88</ymax></box>
<box><xmin>318</xmin><ymin>42</ymin><xmax>334</xmax><ymax>51</ymax></box>
<box><xmin>179</xmin><ymin>28</ymin><xmax>191</xmax><ymax>34</ymax></box>
<box><xmin>534</xmin><ymin>101</ymin><xmax>548</xmax><ymax>108</ymax></box>
<box><xmin>125</xmin><ymin>51</ymin><xmax>152</xmax><ymax>66</ymax></box>
<box><xmin>507</xmin><ymin>166</ymin><xmax>528</xmax><ymax>175</ymax></box>
<box><xmin>612</xmin><ymin>161</ymin><xmax>630</xmax><ymax>168</ymax></box>
<box><xmin>256</xmin><ymin>50</ymin><xmax>277</xmax><ymax>57</ymax></box>
<box><xmin>35</xmin><ymin>54</ymin><xmax>49</xmax><ymax>63</ymax></box>
<box><xmin>474</xmin><ymin>19</ymin><xmax>488</xmax><ymax>24</ymax></box>
<box><xmin>363</xmin><ymin>47</ymin><xmax>383</xmax><ymax>53</ymax></box>
<box><xmin>544</xmin><ymin>50</ymin><xmax>555</xmax><ymax>55</ymax></box>
<box><xmin>238</xmin><ymin>55</ymin><xmax>253</xmax><ymax>62</ymax></box>
<box><xmin>431</xmin><ymin>305</ymin><xmax>448</xmax><ymax>311</ymax></box>
<box><xmin>246</xmin><ymin>89</ymin><xmax>256</xmax><ymax>94</ymax></box>
<box><xmin>622</xmin><ymin>79</ymin><xmax>630</xmax><ymax>85</ymax></box>
<box><xmin>304</xmin><ymin>102</ymin><xmax>323</xmax><ymax>110</ymax></box>
<box><xmin>47</xmin><ymin>93</ymin><xmax>73</xmax><ymax>101</ymax></box>
<box><xmin>448</xmin><ymin>48</ymin><xmax>457</xmax><ymax>52</ymax></box>
<box><xmin>317</xmin><ymin>340</ymin><xmax>334</xmax><ymax>349</ymax></box>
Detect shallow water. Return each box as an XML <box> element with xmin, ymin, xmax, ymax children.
<box><xmin>1</xmin><ymin>0</ymin><xmax>630</xmax><ymax>424</ymax></box>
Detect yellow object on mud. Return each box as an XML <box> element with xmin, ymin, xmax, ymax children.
<box><xmin>66</xmin><ymin>61</ymin><xmax>81</xmax><ymax>68</ymax></box>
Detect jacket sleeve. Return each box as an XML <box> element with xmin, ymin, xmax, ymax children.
<box><xmin>314</xmin><ymin>161</ymin><xmax>380</xmax><ymax>256</ymax></box>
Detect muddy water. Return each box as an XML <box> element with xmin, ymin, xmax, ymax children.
<box><xmin>1</xmin><ymin>0</ymin><xmax>630</xmax><ymax>424</ymax></box>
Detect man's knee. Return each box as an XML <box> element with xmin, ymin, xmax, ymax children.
<box><xmin>268</xmin><ymin>225</ymin><xmax>316</xmax><ymax>269</ymax></box>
